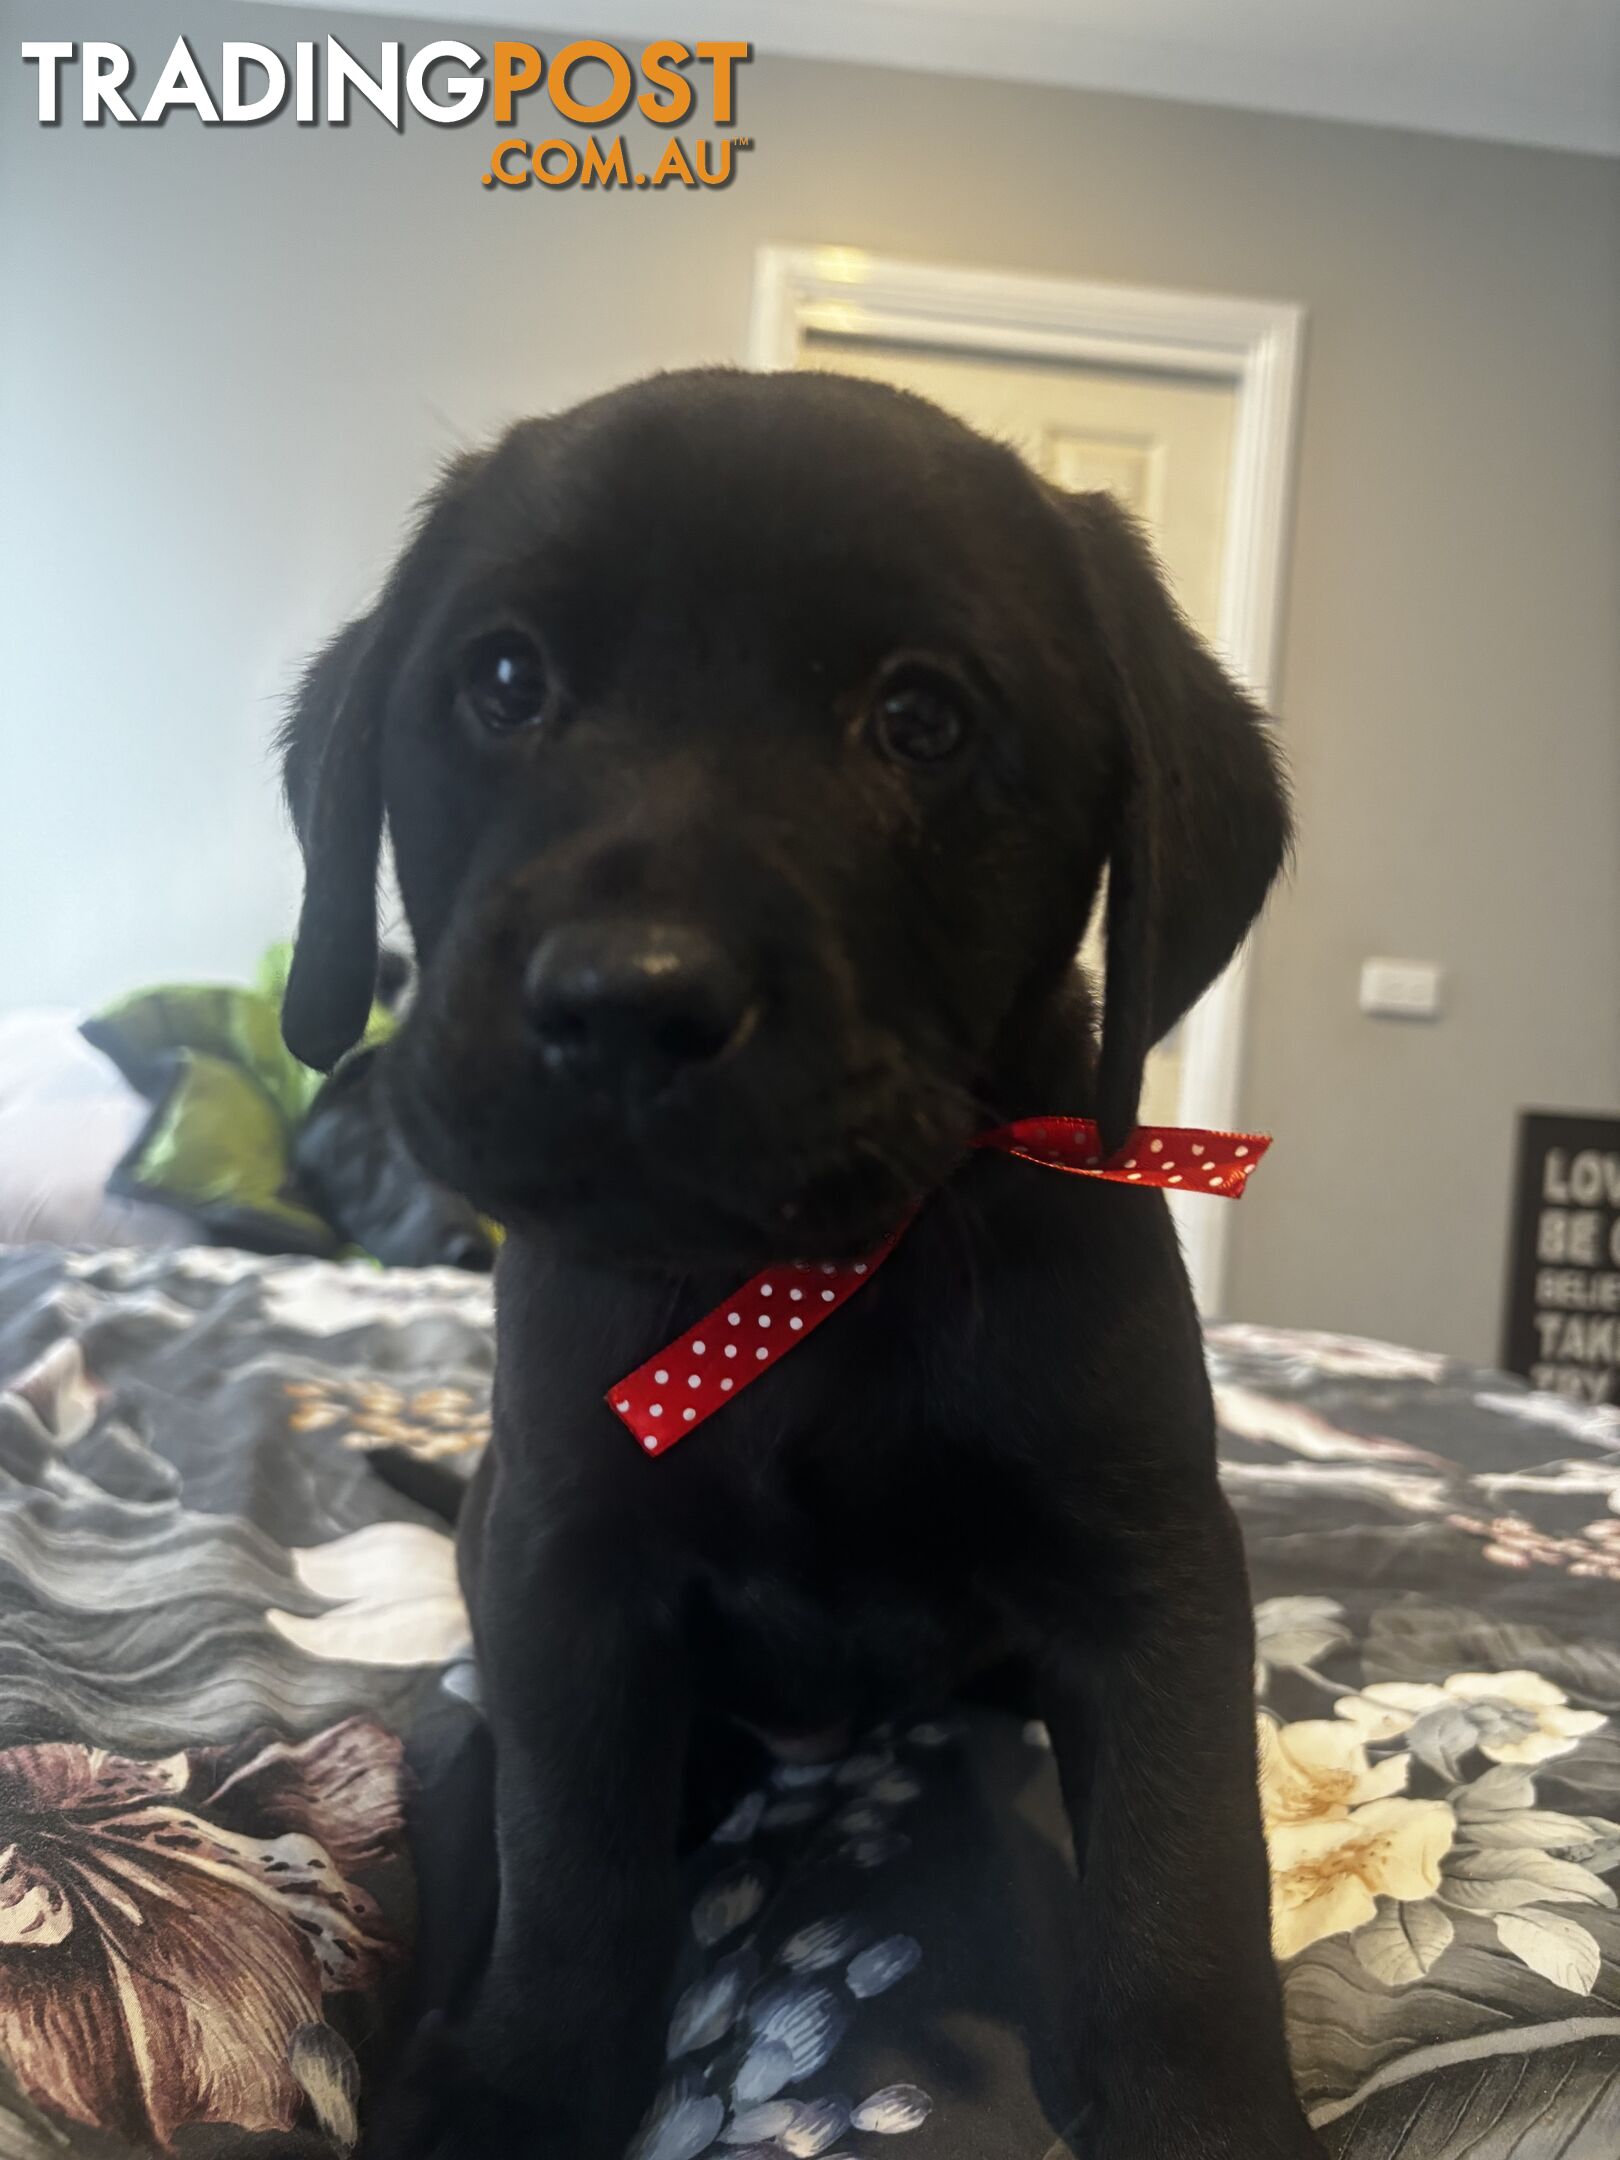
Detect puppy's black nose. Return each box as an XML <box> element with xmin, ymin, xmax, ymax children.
<box><xmin>523</xmin><ymin>923</ymin><xmax>752</xmax><ymax>1093</ymax></box>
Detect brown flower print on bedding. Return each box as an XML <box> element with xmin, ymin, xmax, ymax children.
<box><xmin>0</xmin><ymin>1719</ymin><xmax>405</xmax><ymax>2152</ymax></box>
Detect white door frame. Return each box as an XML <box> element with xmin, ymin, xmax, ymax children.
<box><xmin>749</xmin><ymin>245</ymin><xmax>1305</xmax><ymax>1316</ymax></box>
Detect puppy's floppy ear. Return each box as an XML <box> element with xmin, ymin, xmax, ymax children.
<box><xmin>278</xmin><ymin>614</ymin><xmax>388</xmax><ymax>1073</ymax></box>
<box><xmin>1061</xmin><ymin>490</ymin><xmax>1291</xmax><ymax>1147</ymax></box>
<box><xmin>278</xmin><ymin>448</ymin><xmax>492</xmax><ymax>1073</ymax></box>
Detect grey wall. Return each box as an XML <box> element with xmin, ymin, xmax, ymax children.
<box><xmin>3</xmin><ymin>0</ymin><xmax>1618</xmax><ymax>1361</ymax></box>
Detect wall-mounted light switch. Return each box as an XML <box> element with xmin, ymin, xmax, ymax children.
<box><xmin>1359</xmin><ymin>957</ymin><xmax>1443</xmax><ymax>1020</ymax></box>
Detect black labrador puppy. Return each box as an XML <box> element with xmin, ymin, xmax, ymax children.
<box><xmin>279</xmin><ymin>368</ymin><xmax>1318</xmax><ymax>2160</ymax></box>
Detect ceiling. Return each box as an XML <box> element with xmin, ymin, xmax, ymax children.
<box><xmin>256</xmin><ymin>0</ymin><xmax>1620</xmax><ymax>155</ymax></box>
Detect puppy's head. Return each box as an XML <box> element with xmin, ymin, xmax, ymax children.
<box><xmin>281</xmin><ymin>369</ymin><xmax>1287</xmax><ymax>1266</ymax></box>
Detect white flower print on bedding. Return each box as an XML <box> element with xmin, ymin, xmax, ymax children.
<box><xmin>632</xmin><ymin>1718</ymin><xmax>939</xmax><ymax>2160</ymax></box>
<box><xmin>667</xmin><ymin>1950</ymin><xmax>759</xmax><ymax>2060</ymax></box>
<box><xmin>741</xmin><ymin>1980</ymin><xmax>850</xmax><ymax>2084</ymax></box>
<box><xmin>1269</xmin><ymin>1798</ymin><xmax>1459</xmax><ymax>1960</ymax></box>
<box><xmin>258</xmin><ymin>1259</ymin><xmax>494</xmax><ymax>1340</ymax></box>
<box><xmin>1259</xmin><ymin>1714</ymin><xmax>1456</xmax><ymax>1960</ymax></box>
<box><xmin>850</xmin><ymin>2085</ymin><xmax>934</xmax><ymax>2133</ymax></box>
<box><xmin>845</xmin><ymin>1936</ymin><xmax>921</xmax><ymax>1999</ymax></box>
<box><xmin>265</xmin><ymin>1521</ymin><xmax>471</xmax><ymax>1667</ymax></box>
<box><xmin>626</xmin><ymin>2071</ymin><xmax>726</xmax><ymax>2160</ymax></box>
<box><xmin>1471</xmin><ymin>1388</ymin><xmax>1620</xmax><ymax>1447</ymax></box>
<box><xmin>1215</xmin><ymin>1384</ymin><xmax>1445</xmax><ymax>1471</ymax></box>
<box><xmin>1253</xmin><ymin>1595</ymin><xmax>1353</xmax><ymax>1690</ymax></box>
<box><xmin>763</xmin><ymin>1796</ymin><xmax>827</xmax><ymax>1830</ymax></box>
<box><xmin>1210</xmin><ymin>1323</ymin><xmax>1450</xmax><ymax>1385</ymax></box>
<box><xmin>711</xmin><ymin>1790</ymin><xmax>768</xmax><ymax>1846</ymax></box>
<box><xmin>1261</xmin><ymin>1645</ymin><xmax>1620</xmax><ymax>2002</ymax></box>
<box><xmin>1436</xmin><ymin>1757</ymin><xmax>1617</xmax><ymax>1995</ymax></box>
<box><xmin>779</xmin><ymin>1917</ymin><xmax>867</xmax><ymax>1974</ymax></box>
<box><xmin>1259</xmin><ymin>1718</ymin><xmax>1413</xmax><ymax>1826</ymax></box>
<box><xmin>4</xmin><ymin>1336</ymin><xmax>105</xmax><ymax>1449</ymax></box>
<box><xmin>723</xmin><ymin>2096</ymin><xmax>851</xmax><ymax>2150</ymax></box>
<box><xmin>729</xmin><ymin>2040</ymin><xmax>796</xmax><ymax>2107</ymax></box>
<box><xmin>1335</xmin><ymin>1671</ymin><xmax>1606</xmax><ymax>1774</ymax></box>
<box><xmin>692</xmin><ymin>1865</ymin><xmax>771</xmax><ymax>1948</ymax></box>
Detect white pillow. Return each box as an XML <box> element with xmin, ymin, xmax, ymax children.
<box><xmin>0</xmin><ymin>1009</ymin><xmax>190</xmax><ymax>1250</ymax></box>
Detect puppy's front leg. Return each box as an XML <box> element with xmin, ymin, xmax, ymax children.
<box><xmin>1041</xmin><ymin>1489</ymin><xmax>1321</xmax><ymax>2160</ymax></box>
<box><xmin>387</xmin><ymin>1526</ymin><xmax>688</xmax><ymax>2160</ymax></box>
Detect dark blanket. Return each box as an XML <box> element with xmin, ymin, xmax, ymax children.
<box><xmin>1</xmin><ymin>1246</ymin><xmax>1618</xmax><ymax>2159</ymax></box>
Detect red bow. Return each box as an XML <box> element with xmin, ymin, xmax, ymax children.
<box><xmin>606</xmin><ymin>1117</ymin><xmax>1269</xmax><ymax>1455</ymax></box>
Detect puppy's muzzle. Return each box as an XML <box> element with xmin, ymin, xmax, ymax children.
<box><xmin>523</xmin><ymin>920</ymin><xmax>756</xmax><ymax>1101</ymax></box>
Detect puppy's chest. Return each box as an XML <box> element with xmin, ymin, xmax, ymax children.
<box><xmin>687</xmin><ymin>1560</ymin><xmax>975</xmax><ymax>1735</ymax></box>
<box><xmin>681</xmin><ymin>1448</ymin><xmax>998</xmax><ymax>1731</ymax></box>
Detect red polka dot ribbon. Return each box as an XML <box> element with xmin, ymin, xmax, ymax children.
<box><xmin>606</xmin><ymin>1117</ymin><xmax>1269</xmax><ymax>1455</ymax></box>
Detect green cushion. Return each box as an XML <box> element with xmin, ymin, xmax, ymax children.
<box><xmin>79</xmin><ymin>949</ymin><xmax>398</xmax><ymax>1257</ymax></box>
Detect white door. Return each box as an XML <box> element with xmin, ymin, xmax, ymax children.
<box><xmin>800</xmin><ymin>329</ymin><xmax>1239</xmax><ymax>1126</ymax></box>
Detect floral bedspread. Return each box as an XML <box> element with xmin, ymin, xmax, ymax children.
<box><xmin>1</xmin><ymin>1247</ymin><xmax>1619</xmax><ymax>2159</ymax></box>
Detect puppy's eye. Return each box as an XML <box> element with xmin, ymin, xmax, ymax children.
<box><xmin>460</xmin><ymin>631</ymin><xmax>548</xmax><ymax>733</ymax></box>
<box><xmin>870</xmin><ymin>673</ymin><xmax>968</xmax><ymax>767</ymax></box>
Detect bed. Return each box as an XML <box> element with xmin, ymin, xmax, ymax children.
<box><xmin>1</xmin><ymin>1243</ymin><xmax>1617</xmax><ymax>2160</ymax></box>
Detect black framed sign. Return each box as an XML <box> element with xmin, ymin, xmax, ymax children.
<box><xmin>1502</xmin><ymin>1111</ymin><xmax>1620</xmax><ymax>1404</ymax></box>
